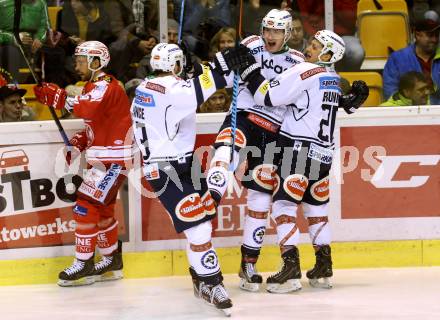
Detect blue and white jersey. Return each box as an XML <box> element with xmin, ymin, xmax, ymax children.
<box><xmin>131</xmin><ymin>65</ymin><xmax>226</xmax><ymax>162</ymax></box>
<box><xmin>251</xmin><ymin>62</ymin><xmax>341</xmax><ymax>148</ymax></box>
<box><xmin>237</xmin><ymin>35</ymin><xmax>304</xmax><ymax>125</ymax></box>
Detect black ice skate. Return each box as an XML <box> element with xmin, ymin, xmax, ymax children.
<box><xmin>306</xmin><ymin>245</ymin><xmax>333</xmax><ymax>289</ymax></box>
<box><xmin>94</xmin><ymin>240</ymin><xmax>123</xmax><ymax>282</ymax></box>
<box><xmin>238</xmin><ymin>254</ymin><xmax>263</xmax><ymax>292</ymax></box>
<box><xmin>266</xmin><ymin>247</ymin><xmax>302</xmax><ymax>293</ymax></box>
<box><xmin>58</xmin><ymin>255</ymin><xmax>95</xmax><ymax>287</ymax></box>
<box><xmin>189</xmin><ymin>268</ymin><xmax>233</xmax><ymax>317</ymax></box>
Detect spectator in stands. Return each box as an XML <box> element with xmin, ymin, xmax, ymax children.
<box><xmin>198</xmin><ymin>89</ymin><xmax>230</xmax><ymax>113</ymax></box>
<box><xmin>0</xmin><ymin>0</ymin><xmax>50</xmax><ymax>82</ymax></box>
<box><xmin>381</xmin><ymin>71</ymin><xmax>430</xmax><ymax>106</ymax></box>
<box><xmin>135</xmin><ymin>35</ymin><xmax>159</xmax><ymax>79</ymax></box>
<box><xmin>285</xmin><ymin>0</ymin><xmax>365</xmax><ymax>71</ymax></box>
<box><xmin>383</xmin><ymin>11</ymin><xmax>440</xmax><ymax>104</ymax></box>
<box><xmin>239</xmin><ymin>0</ymin><xmax>276</xmax><ymax>36</ymax></box>
<box><xmin>0</xmin><ymin>85</ymin><xmax>35</xmax><ymax>122</ymax></box>
<box><xmin>287</xmin><ymin>11</ymin><xmax>307</xmax><ymax>53</ymax></box>
<box><xmin>209</xmin><ymin>27</ymin><xmax>236</xmax><ymax>59</ymax></box>
<box><xmin>124</xmin><ymin>78</ymin><xmax>143</xmax><ymax>102</ymax></box>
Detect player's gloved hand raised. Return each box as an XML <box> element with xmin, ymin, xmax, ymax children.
<box><xmin>34</xmin><ymin>82</ymin><xmax>67</xmax><ymax>110</ymax></box>
<box><xmin>179</xmin><ymin>40</ymin><xmax>194</xmax><ymax>75</ymax></box>
<box><xmin>214</xmin><ymin>44</ymin><xmax>253</xmax><ymax>74</ymax></box>
<box><xmin>65</xmin><ymin>130</ymin><xmax>88</xmax><ymax>165</ymax></box>
<box><xmin>339</xmin><ymin>80</ymin><xmax>369</xmax><ymax>114</ymax></box>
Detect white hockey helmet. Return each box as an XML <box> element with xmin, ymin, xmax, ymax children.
<box><xmin>150</xmin><ymin>43</ymin><xmax>184</xmax><ymax>76</ymax></box>
<box><xmin>314</xmin><ymin>30</ymin><xmax>345</xmax><ymax>65</ymax></box>
<box><xmin>74</xmin><ymin>41</ymin><xmax>110</xmax><ymax>72</ymax></box>
<box><xmin>261</xmin><ymin>9</ymin><xmax>292</xmax><ymax>46</ymax></box>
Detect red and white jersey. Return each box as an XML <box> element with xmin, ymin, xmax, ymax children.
<box><xmin>67</xmin><ymin>72</ymin><xmax>133</xmax><ymax>165</ymax></box>
<box><xmin>237</xmin><ymin>35</ymin><xmax>304</xmax><ymax>124</ymax></box>
<box><xmin>251</xmin><ymin>62</ymin><xmax>341</xmax><ymax>148</ymax></box>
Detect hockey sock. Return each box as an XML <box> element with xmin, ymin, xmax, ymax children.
<box><xmin>242</xmin><ymin>210</ymin><xmax>268</xmax><ymax>256</ymax></box>
<box><xmin>307</xmin><ymin>216</ymin><xmax>331</xmax><ymax>247</ymax></box>
<box><xmin>275</xmin><ymin>215</ymin><xmax>300</xmax><ymax>248</ymax></box>
<box><xmin>97</xmin><ymin>220</ymin><xmax>119</xmax><ymax>255</ymax></box>
<box><xmin>186</xmin><ymin>241</ymin><xmax>221</xmax><ymax>278</ymax></box>
<box><xmin>75</xmin><ymin>227</ymin><xmax>99</xmax><ymax>260</ymax></box>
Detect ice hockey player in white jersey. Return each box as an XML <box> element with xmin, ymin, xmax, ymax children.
<box><xmin>235</xmin><ymin>29</ymin><xmax>369</xmax><ymax>293</ymax></box>
<box><xmin>131</xmin><ymin>42</ymin><xmax>251</xmax><ymax>316</ymax></box>
<box><xmin>206</xmin><ymin>9</ymin><xmax>305</xmax><ymax>293</ymax></box>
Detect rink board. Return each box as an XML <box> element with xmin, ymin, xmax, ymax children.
<box><xmin>0</xmin><ymin>107</ymin><xmax>440</xmax><ymax>285</ymax></box>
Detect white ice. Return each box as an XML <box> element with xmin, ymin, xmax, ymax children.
<box><xmin>1</xmin><ymin>267</ymin><xmax>439</xmax><ymax>320</ymax></box>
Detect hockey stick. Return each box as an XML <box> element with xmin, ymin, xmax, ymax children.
<box><xmin>177</xmin><ymin>0</ymin><xmax>185</xmax><ymax>45</ymax></box>
<box><xmin>13</xmin><ymin>0</ymin><xmax>71</xmax><ymax>149</ymax></box>
<box><xmin>227</xmin><ymin>0</ymin><xmax>244</xmax><ymax>193</ymax></box>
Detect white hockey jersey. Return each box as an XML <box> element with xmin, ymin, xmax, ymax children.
<box><xmin>251</xmin><ymin>62</ymin><xmax>341</xmax><ymax>148</ymax></box>
<box><xmin>131</xmin><ymin>65</ymin><xmax>225</xmax><ymax>163</ymax></box>
<box><xmin>237</xmin><ymin>35</ymin><xmax>304</xmax><ymax>124</ymax></box>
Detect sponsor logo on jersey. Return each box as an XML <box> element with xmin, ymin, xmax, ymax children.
<box><xmin>242</xmin><ymin>35</ymin><xmax>260</xmax><ymax>46</ymax></box>
<box><xmin>247</xmin><ymin>113</ymin><xmax>279</xmax><ymax>133</ymax></box>
<box><xmin>250</xmin><ymin>45</ymin><xmax>264</xmax><ymax>55</ymax></box>
<box><xmin>283</xmin><ymin>174</ymin><xmax>309</xmax><ymax>201</ymax></box>
<box><xmin>145</xmin><ymin>81</ymin><xmax>166</xmax><ymax>94</ymax></box>
<box><xmin>289</xmin><ymin>50</ymin><xmax>305</xmax><ymax>60</ymax></box>
<box><xmin>319</xmin><ymin>76</ymin><xmax>340</xmax><ymax>91</ymax></box>
<box><xmin>258</xmin><ymin>82</ymin><xmax>269</xmax><ymax>96</ymax></box>
<box><xmin>300</xmin><ymin>67</ymin><xmax>326</xmax><ymax>80</ymax></box>
<box><xmin>269</xmin><ymin>80</ymin><xmax>280</xmax><ymax>88</ymax></box>
<box><xmin>252</xmin><ymin>164</ymin><xmax>277</xmax><ymax>190</ymax></box>
<box><xmin>201</xmin><ymin>250</ymin><xmax>218</xmax><ymax>270</ymax></box>
<box><xmin>253</xmin><ymin>226</ymin><xmax>266</xmax><ymax>244</ymax></box>
<box><xmin>201</xmin><ymin>191</ymin><xmax>216</xmax><ymax>216</ymax></box>
<box><xmin>310</xmin><ymin>176</ymin><xmax>330</xmax><ymax>202</ymax></box>
<box><xmin>97</xmin><ymin>164</ymin><xmax>122</xmax><ymax>191</ymax></box>
<box><xmin>73</xmin><ymin>205</ymin><xmax>88</xmax><ymax>216</ymax></box>
<box><xmin>135</xmin><ymin>90</ymin><xmax>155</xmax><ymax>107</ymax></box>
<box><xmin>175</xmin><ymin>193</ymin><xmax>206</xmax><ymax>222</ymax></box>
<box><xmin>261</xmin><ymin>57</ymin><xmax>286</xmax><ymax>74</ymax></box>
<box><xmin>200</xmin><ymin>68</ymin><xmax>214</xmax><ymax>90</ymax></box>
<box><xmin>308</xmin><ymin>143</ymin><xmax>333</xmax><ymax>164</ymax></box>
<box><xmin>215</xmin><ymin>128</ymin><xmax>246</xmax><ymax>148</ymax></box>
<box><xmin>143</xmin><ymin>163</ymin><xmax>160</xmax><ymax>180</ymax></box>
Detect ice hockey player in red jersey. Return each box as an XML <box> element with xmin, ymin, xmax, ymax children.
<box><xmin>34</xmin><ymin>41</ymin><xmax>132</xmax><ymax>287</ymax></box>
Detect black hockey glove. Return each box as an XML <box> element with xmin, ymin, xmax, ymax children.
<box><xmin>339</xmin><ymin>80</ymin><xmax>369</xmax><ymax>114</ymax></box>
<box><xmin>179</xmin><ymin>40</ymin><xmax>194</xmax><ymax>75</ymax></box>
<box><xmin>214</xmin><ymin>44</ymin><xmax>253</xmax><ymax>74</ymax></box>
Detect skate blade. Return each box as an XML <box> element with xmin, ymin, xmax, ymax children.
<box><xmin>266</xmin><ymin>279</ymin><xmax>302</xmax><ymax>294</ymax></box>
<box><xmin>57</xmin><ymin>276</ymin><xmax>95</xmax><ymax>287</ymax></box>
<box><xmin>309</xmin><ymin>277</ymin><xmax>332</xmax><ymax>289</ymax></box>
<box><xmin>95</xmin><ymin>270</ymin><xmax>123</xmax><ymax>282</ymax></box>
<box><xmin>239</xmin><ymin>278</ymin><xmax>261</xmax><ymax>292</ymax></box>
<box><xmin>221</xmin><ymin>307</ymin><xmax>232</xmax><ymax>317</ymax></box>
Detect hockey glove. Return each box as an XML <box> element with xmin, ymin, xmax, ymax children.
<box><xmin>214</xmin><ymin>44</ymin><xmax>253</xmax><ymax>74</ymax></box>
<box><xmin>65</xmin><ymin>130</ymin><xmax>88</xmax><ymax>165</ymax></box>
<box><xmin>179</xmin><ymin>40</ymin><xmax>194</xmax><ymax>75</ymax></box>
<box><xmin>34</xmin><ymin>82</ymin><xmax>67</xmax><ymax>110</ymax></box>
<box><xmin>339</xmin><ymin>80</ymin><xmax>369</xmax><ymax>114</ymax></box>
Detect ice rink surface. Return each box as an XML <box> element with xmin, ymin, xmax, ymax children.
<box><xmin>1</xmin><ymin>267</ymin><xmax>440</xmax><ymax>320</ymax></box>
